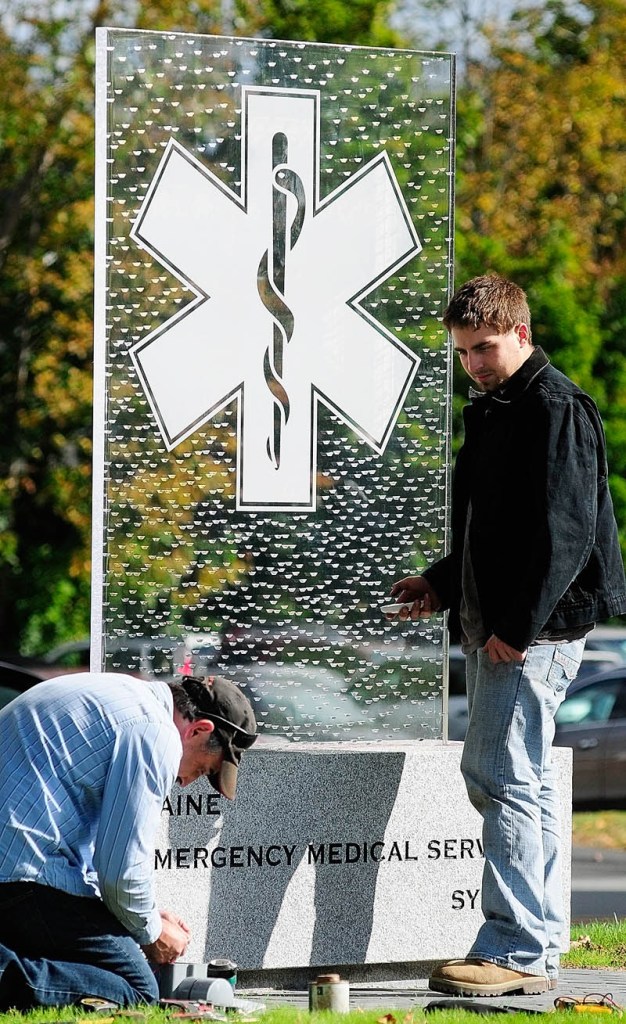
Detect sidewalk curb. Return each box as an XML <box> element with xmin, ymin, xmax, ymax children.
<box><xmin>573</xmin><ymin>846</ymin><xmax>626</xmax><ymax>866</ymax></box>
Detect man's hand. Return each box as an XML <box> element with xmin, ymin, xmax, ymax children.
<box><xmin>389</xmin><ymin>575</ymin><xmax>441</xmax><ymax>620</ymax></box>
<box><xmin>483</xmin><ymin>634</ymin><xmax>526</xmax><ymax>664</ymax></box>
<box><xmin>142</xmin><ymin>909</ymin><xmax>191</xmax><ymax>965</ymax></box>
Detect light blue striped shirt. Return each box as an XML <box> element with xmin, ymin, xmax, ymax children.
<box><xmin>0</xmin><ymin>672</ymin><xmax>181</xmax><ymax>945</ymax></box>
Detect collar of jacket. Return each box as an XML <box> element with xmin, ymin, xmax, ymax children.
<box><xmin>469</xmin><ymin>346</ymin><xmax>550</xmax><ymax>406</ymax></box>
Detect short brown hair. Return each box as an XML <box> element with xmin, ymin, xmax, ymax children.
<box><xmin>443</xmin><ymin>274</ymin><xmax>531</xmax><ymax>339</ymax></box>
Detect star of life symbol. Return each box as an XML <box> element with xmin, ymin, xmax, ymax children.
<box><xmin>130</xmin><ymin>87</ymin><xmax>421</xmax><ymax>511</ymax></box>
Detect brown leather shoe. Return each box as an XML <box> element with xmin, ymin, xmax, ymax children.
<box><xmin>429</xmin><ymin>958</ymin><xmax>549</xmax><ymax>997</ymax></box>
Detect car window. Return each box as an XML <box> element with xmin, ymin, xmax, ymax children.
<box><xmin>555</xmin><ymin>680</ymin><xmax>622</xmax><ymax>725</ymax></box>
<box><xmin>610</xmin><ymin>685</ymin><xmax>626</xmax><ymax>720</ymax></box>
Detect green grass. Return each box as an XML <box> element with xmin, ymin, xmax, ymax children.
<box><xmin>0</xmin><ymin>1009</ymin><xmax>608</xmax><ymax>1024</ymax></box>
<box><xmin>572</xmin><ymin>812</ymin><xmax>626</xmax><ymax>850</ymax></box>
<box><xmin>563</xmin><ymin>918</ymin><xmax>626</xmax><ymax>969</ymax></box>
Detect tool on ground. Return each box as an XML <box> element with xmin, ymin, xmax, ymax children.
<box><xmin>160</xmin><ymin>998</ymin><xmax>216</xmax><ymax>1010</ymax></box>
<box><xmin>555</xmin><ymin>994</ymin><xmax>623</xmax><ymax>1015</ymax></box>
<box><xmin>159</xmin><ymin>997</ymin><xmax>226</xmax><ymax>1019</ymax></box>
<box><xmin>425</xmin><ymin>999</ymin><xmax>544</xmax><ymax>1015</ymax></box>
<box><xmin>77</xmin><ymin>996</ymin><xmax>121</xmax><ymax>1012</ymax></box>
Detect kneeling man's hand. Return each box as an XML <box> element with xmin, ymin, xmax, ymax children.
<box><xmin>142</xmin><ymin>909</ymin><xmax>191</xmax><ymax>964</ymax></box>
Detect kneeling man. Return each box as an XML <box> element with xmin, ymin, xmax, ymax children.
<box><xmin>0</xmin><ymin>672</ymin><xmax>256</xmax><ymax>1009</ymax></box>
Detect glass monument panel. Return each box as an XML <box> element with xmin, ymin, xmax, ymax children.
<box><xmin>93</xmin><ymin>28</ymin><xmax>455</xmax><ymax>741</ymax></box>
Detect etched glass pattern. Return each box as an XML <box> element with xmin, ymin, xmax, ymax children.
<box><xmin>93</xmin><ymin>29</ymin><xmax>455</xmax><ymax>741</ymax></box>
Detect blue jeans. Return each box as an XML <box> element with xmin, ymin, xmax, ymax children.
<box><xmin>0</xmin><ymin>883</ymin><xmax>159</xmax><ymax>1009</ymax></box>
<box><xmin>461</xmin><ymin>639</ymin><xmax>585</xmax><ymax>981</ymax></box>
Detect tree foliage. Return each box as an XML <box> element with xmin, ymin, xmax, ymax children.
<box><xmin>451</xmin><ymin>0</ymin><xmax>626</xmax><ymax>542</ymax></box>
<box><xmin>0</xmin><ymin>0</ymin><xmax>409</xmax><ymax>653</ymax></box>
<box><xmin>0</xmin><ymin>0</ymin><xmax>624</xmax><ymax>653</ymax></box>
<box><xmin>0</xmin><ymin>2</ymin><xmax>109</xmax><ymax>653</ymax></box>
<box><xmin>238</xmin><ymin>0</ymin><xmax>401</xmax><ymax>45</ymax></box>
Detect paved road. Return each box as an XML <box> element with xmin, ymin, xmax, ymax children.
<box><xmin>572</xmin><ymin>845</ymin><xmax>626</xmax><ymax>922</ymax></box>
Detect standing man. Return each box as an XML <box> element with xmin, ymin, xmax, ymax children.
<box><xmin>0</xmin><ymin>672</ymin><xmax>256</xmax><ymax>1009</ymax></box>
<box><xmin>391</xmin><ymin>274</ymin><xmax>626</xmax><ymax>996</ymax></box>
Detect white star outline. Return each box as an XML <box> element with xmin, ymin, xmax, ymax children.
<box><xmin>129</xmin><ymin>86</ymin><xmax>422</xmax><ymax>511</ymax></box>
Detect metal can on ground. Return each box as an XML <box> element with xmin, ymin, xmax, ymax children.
<box><xmin>308</xmin><ymin>973</ymin><xmax>350</xmax><ymax>1012</ymax></box>
<box><xmin>207</xmin><ymin>958</ymin><xmax>238</xmax><ymax>989</ymax></box>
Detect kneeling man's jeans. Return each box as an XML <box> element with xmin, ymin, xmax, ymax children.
<box><xmin>461</xmin><ymin>639</ymin><xmax>585</xmax><ymax>981</ymax></box>
<box><xmin>0</xmin><ymin>883</ymin><xmax>159</xmax><ymax>1009</ymax></box>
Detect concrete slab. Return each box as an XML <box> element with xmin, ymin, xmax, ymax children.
<box><xmin>154</xmin><ymin>742</ymin><xmax>573</xmax><ymax>976</ymax></box>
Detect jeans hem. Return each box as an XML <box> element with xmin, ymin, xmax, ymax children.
<box><xmin>470</xmin><ymin>953</ymin><xmax>547</xmax><ymax>978</ymax></box>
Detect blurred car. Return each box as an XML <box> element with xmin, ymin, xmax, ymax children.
<box><xmin>447</xmin><ymin>646</ymin><xmax>470</xmax><ymax>741</ymax></box>
<box><xmin>226</xmin><ymin>662</ymin><xmax>382</xmax><ymax>741</ymax></box>
<box><xmin>585</xmin><ymin>625</ymin><xmax>626</xmax><ymax>663</ymax></box>
<box><xmin>0</xmin><ymin>648</ymin><xmax>80</xmax><ymax>680</ymax></box>
<box><xmin>44</xmin><ymin>637</ymin><xmax>181</xmax><ymax>677</ymax></box>
<box><xmin>227</xmin><ymin>658</ymin><xmax>449</xmax><ymax>741</ymax></box>
<box><xmin>553</xmin><ymin>667</ymin><xmax>626</xmax><ymax>807</ymax></box>
<box><xmin>42</xmin><ymin>639</ymin><xmax>91</xmax><ymax>670</ymax></box>
<box><xmin>347</xmin><ymin>649</ymin><xmax>444</xmax><ymax>736</ymax></box>
<box><xmin>0</xmin><ymin>661</ymin><xmax>46</xmax><ymax>711</ymax></box>
<box><xmin>446</xmin><ymin>646</ymin><xmax>624</xmax><ymax>742</ymax></box>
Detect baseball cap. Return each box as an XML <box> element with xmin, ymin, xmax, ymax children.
<box><xmin>179</xmin><ymin>675</ymin><xmax>257</xmax><ymax>799</ymax></box>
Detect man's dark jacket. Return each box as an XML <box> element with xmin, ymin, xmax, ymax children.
<box><xmin>424</xmin><ymin>347</ymin><xmax>626</xmax><ymax>652</ymax></box>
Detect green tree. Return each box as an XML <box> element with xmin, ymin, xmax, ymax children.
<box><xmin>0</xmin><ymin>0</ymin><xmax>408</xmax><ymax>654</ymax></box>
<box><xmin>448</xmin><ymin>0</ymin><xmax>626</xmax><ymax>554</ymax></box>
<box><xmin>239</xmin><ymin>0</ymin><xmax>402</xmax><ymax>45</ymax></box>
<box><xmin>0</xmin><ymin>2</ymin><xmax>112</xmax><ymax>652</ymax></box>
<box><xmin>4</xmin><ymin>0</ymin><xmax>624</xmax><ymax>654</ymax></box>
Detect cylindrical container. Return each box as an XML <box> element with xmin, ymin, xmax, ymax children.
<box><xmin>308</xmin><ymin>973</ymin><xmax>350</xmax><ymax>1013</ymax></box>
<box><xmin>207</xmin><ymin>958</ymin><xmax>238</xmax><ymax>989</ymax></box>
<box><xmin>173</xmin><ymin>975</ymin><xmax>234</xmax><ymax>1007</ymax></box>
